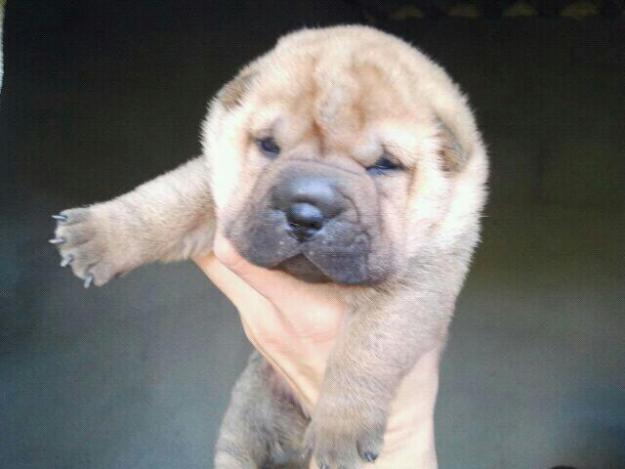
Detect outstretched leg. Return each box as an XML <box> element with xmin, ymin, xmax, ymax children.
<box><xmin>215</xmin><ymin>352</ymin><xmax>309</xmax><ymax>469</ymax></box>
<box><xmin>51</xmin><ymin>156</ymin><xmax>215</xmax><ymax>287</ymax></box>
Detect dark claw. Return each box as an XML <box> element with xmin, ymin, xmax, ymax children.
<box><xmin>363</xmin><ymin>451</ymin><xmax>378</xmax><ymax>463</ymax></box>
<box><xmin>49</xmin><ymin>237</ymin><xmax>66</xmax><ymax>245</ymax></box>
<box><xmin>52</xmin><ymin>214</ymin><xmax>68</xmax><ymax>222</ymax></box>
<box><xmin>318</xmin><ymin>464</ymin><xmax>329</xmax><ymax>469</ymax></box>
<box><xmin>60</xmin><ymin>255</ymin><xmax>73</xmax><ymax>267</ymax></box>
<box><xmin>83</xmin><ymin>274</ymin><xmax>94</xmax><ymax>289</ymax></box>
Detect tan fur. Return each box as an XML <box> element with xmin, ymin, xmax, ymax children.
<box><xmin>53</xmin><ymin>25</ymin><xmax>488</xmax><ymax>468</ymax></box>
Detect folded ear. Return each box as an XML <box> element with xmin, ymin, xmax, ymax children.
<box><xmin>436</xmin><ymin>117</ymin><xmax>468</xmax><ymax>172</ymax></box>
<box><xmin>216</xmin><ymin>68</ymin><xmax>256</xmax><ymax>110</ymax></box>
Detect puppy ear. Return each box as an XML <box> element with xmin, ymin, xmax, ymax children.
<box><xmin>217</xmin><ymin>68</ymin><xmax>256</xmax><ymax>110</ymax></box>
<box><xmin>436</xmin><ymin>117</ymin><xmax>467</xmax><ymax>172</ymax></box>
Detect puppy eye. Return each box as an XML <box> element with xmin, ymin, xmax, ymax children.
<box><xmin>256</xmin><ymin>137</ymin><xmax>281</xmax><ymax>158</ymax></box>
<box><xmin>366</xmin><ymin>155</ymin><xmax>404</xmax><ymax>175</ymax></box>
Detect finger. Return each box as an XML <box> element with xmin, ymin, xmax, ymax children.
<box><xmin>194</xmin><ymin>252</ymin><xmax>306</xmax><ymax>344</ymax></box>
<box><xmin>211</xmin><ymin>235</ymin><xmax>302</xmax><ymax>296</ymax></box>
<box><xmin>194</xmin><ymin>252</ymin><xmax>271</xmax><ymax>313</ymax></box>
<box><xmin>193</xmin><ymin>253</ymin><xmax>285</xmax><ymax>353</ymax></box>
<box><xmin>194</xmin><ymin>237</ymin><xmax>346</xmax><ymax>347</ymax></box>
<box><xmin>211</xmin><ymin>234</ymin><xmax>345</xmax><ymax>316</ymax></box>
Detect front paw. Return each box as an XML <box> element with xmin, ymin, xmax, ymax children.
<box><xmin>305</xmin><ymin>399</ymin><xmax>386</xmax><ymax>469</ymax></box>
<box><xmin>50</xmin><ymin>207</ymin><xmax>122</xmax><ymax>287</ymax></box>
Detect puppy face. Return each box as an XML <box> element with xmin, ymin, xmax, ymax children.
<box><xmin>202</xmin><ymin>26</ymin><xmax>487</xmax><ymax>285</ymax></box>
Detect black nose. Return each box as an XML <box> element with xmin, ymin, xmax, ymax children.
<box><xmin>286</xmin><ymin>203</ymin><xmax>324</xmax><ymax>241</ymax></box>
<box><xmin>273</xmin><ymin>174</ymin><xmax>343</xmax><ymax>242</ymax></box>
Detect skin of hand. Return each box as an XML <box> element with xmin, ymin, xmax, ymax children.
<box><xmin>194</xmin><ymin>233</ymin><xmax>441</xmax><ymax>469</ymax></box>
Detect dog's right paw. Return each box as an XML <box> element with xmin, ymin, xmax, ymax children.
<box><xmin>50</xmin><ymin>207</ymin><xmax>121</xmax><ymax>287</ymax></box>
<box><xmin>304</xmin><ymin>396</ymin><xmax>386</xmax><ymax>469</ymax></box>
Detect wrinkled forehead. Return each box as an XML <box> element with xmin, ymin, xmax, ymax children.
<box><xmin>248</xmin><ymin>45</ymin><xmax>432</xmax><ymax>150</ymax></box>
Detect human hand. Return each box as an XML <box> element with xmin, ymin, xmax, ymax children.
<box><xmin>194</xmin><ymin>233</ymin><xmax>440</xmax><ymax>468</ymax></box>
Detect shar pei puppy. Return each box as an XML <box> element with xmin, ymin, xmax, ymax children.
<box><xmin>51</xmin><ymin>25</ymin><xmax>488</xmax><ymax>469</ymax></box>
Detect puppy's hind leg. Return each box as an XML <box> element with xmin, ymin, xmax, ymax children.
<box><xmin>215</xmin><ymin>352</ymin><xmax>309</xmax><ymax>469</ymax></box>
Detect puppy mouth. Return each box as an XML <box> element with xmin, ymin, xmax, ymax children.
<box><xmin>266</xmin><ymin>235</ymin><xmax>373</xmax><ymax>285</ymax></box>
<box><xmin>274</xmin><ymin>254</ymin><xmax>330</xmax><ymax>283</ymax></box>
<box><xmin>257</xmin><ymin>227</ymin><xmax>375</xmax><ymax>285</ymax></box>
<box><xmin>298</xmin><ymin>233</ymin><xmax>372</xmax><ymax>285</ymax></box>
<box><xmin>226</xmin><ymin>207</ymin><xmax>383</xmax><ymax>285</ymax></box>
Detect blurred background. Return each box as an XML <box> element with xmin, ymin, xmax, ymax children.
<box><xmin>1</xmin><ymin>1</ymin><xmax>623</xmax><ymax>468</ymax></box>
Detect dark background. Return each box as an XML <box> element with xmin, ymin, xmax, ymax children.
<box><xmin>1</xmin><ymin>1</ymin><xmax>624</xmax><ymax>468</ymax></box>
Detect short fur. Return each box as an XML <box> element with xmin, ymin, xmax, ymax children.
<box><xmin>52</xmin><ymin>26</ymin><xmax>488</xmax><ymax>468</ymax></box>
